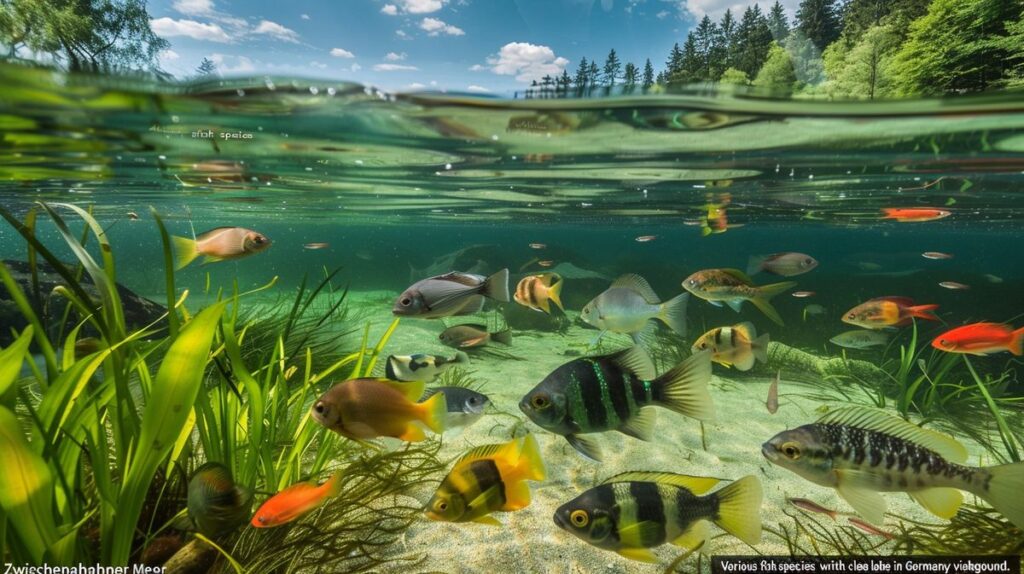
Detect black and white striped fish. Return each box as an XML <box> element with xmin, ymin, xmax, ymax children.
<box><xmin>554</xmin><ymin>472</ymin><xmax>762</xmax><ymax>563</ymax></box>
<box><xmin>762</xmin><ymin>407</ymin><xmax>1024</xmax><ymax>529</ymax></box>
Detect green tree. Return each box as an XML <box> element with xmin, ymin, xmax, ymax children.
<box><xmin>720</xmin><ymin>67</ymin><xmax>750</xmax><ymax>85</ymax></box>
<box><xmin>754</xmin><ymin>42</ymin><xmax>797</xmax><ymax>94</ymax></box>
<box><xmin>557</xmin><ymin>69</ymin><xmax>572</xmax><ymax>95</ymax></box>
<box><xmin>622</xmin><ymin>61</ymin><xmax>638</xmax><ymax>91</ymax></box>
<box><xmin>733</xmin><ymin>5</ymin><xmax>773</xmax><ymax>77</ymax></box>
<box><xmin>710</xmin><ymin>9</ymin><xmax>734</xmax><ymax>78</ymax></box>
<box><xmin>642</xmin><ymin>58</ymin><xmax>655</xmax><ymax>89</ymax></box>
<box><xmin>692</xmin><ymin>15</ymin><xmax>717</xmax><ymax>81</ymax></box>
<box><xmin>0</xmin><ymin>0</ymin><xmax>169</xmax><ymax>72</ymax></box>
<box><xmin>768</xmin><ymin>1</ymin><xmax>790</xmax><ymax>40</ymax></box>
<box><xmin>602</xmin><ymin>48</ymin><xmax>621</xmax><ymax>86</ymax></box>
<box><xmin>784</xmin><ymin>32</ymin><xmax>826</xmax><ymax>85</ymax></box>
<box><xmin>839</xmin><ymin>0</ymin><xmax>929</xmax><ymax>41</ymax></box>
<box><xmin>796</xmin><ymin>0</ymin><xmax>840</xmax><ymax>50</ymax></box>
<box><xmin>665</xmin><ymin>42</ymin><xmax>684</xmax><ymax>77</ymax></box>
<box><xmin>671</xmin><ymin>34</ymin><xmax>702</xmax><ymax>85</ymax></box>
<box><xmin>888</xmin><ymin>0</ymin><xmax>1021</xmax><ymax>95</ymax></box>
<box><xmin>587</xmin><ymin>59</ymin><xmax>600</xmax><ymax>87</ymax></box>
<box><xmin>573</xmin><ymin>56</ymin><xmax>589</xmax><ymax>94</ymax></box>
<box><xmin>997</xmin><ymin>12</ymin><xmax>1024</xmax><ymax>88</ymax></box>
<box><xmin>823</xmin><ymin>23</ymin><xmax>899</xmax><ymax>98</ymax></box>
<box><xmin>196</xmin><ymin>57</ymin><xmax>217</xmax><ymax>77</ymax></box>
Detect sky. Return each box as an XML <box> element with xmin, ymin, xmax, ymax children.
<box><xmin>151</xmin><ymin>0</ymin><xmax>801</xmax><ymax>94</ymax></box>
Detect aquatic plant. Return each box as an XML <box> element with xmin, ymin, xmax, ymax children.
<box><xmin>892</xmin><ymin>503</ymin><xmax>1024</xmax><ymax>557</ymax></box>
<box><xmin>434</xmin><ymin>366</ymin><xmax>484</xmax><ymax>392</ymax></box>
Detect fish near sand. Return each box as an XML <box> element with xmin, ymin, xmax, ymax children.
<box><xmin>786</xmin><ymin>497</ymin><xmax>836</xmax><ymax>520</ymax></box>
<box><xmin>842</xmin><ymin>297</ymin><xmax>939</xmax><ymax>329</ymax></box>
<box><xmin>421</xmin><ymin>386</ymin><xmax>491</xmax><ymax>430</ymax></box>
<box><xmin>251</xmin><ymin>470</ymin><xmax>344</xmax><ymax>528</ymax></box>
<box><xmin>385</xmin><ymin>351</ymin><xmax>469</xmax><ymax>382</ymax></box>
<box><xmin>747</xmin><ymin>252</ymin><xmax>818</xmax><ymax>277</ymax></box>
<box><xmin>312</xmin><ymin>378</ymin><xmax>446</xmax><ymax>442</ymax></box>
<box><xmin>425</xmin><ymin>435</ymin><xmax>546</xmax><ymax>526</ymax></box>
<box><xmin>682</xmin><ymin>268</ymin><xmax>795</xmax><ymax>326</ymax></box>
<box><xmin>830</xmin><ymin>330</ymin><xmax>889</xmax><ymax>350</ymax></box>
<box><xmin>691</xmin><ymin>322</ymin><xmax>769</xmax><ymax>372</ymax></box>
<box><xmin>514</xmin><ymin>272</ymin><xmax>564</xmax><ymax>314</ymax></box>
<box><xmin>762</xmin><ymin>406</ymin><xmax>1024</xmax><ymax>529</ymax></box>
<box><xmin>766</xmin><ymin>371</ymin><xmax>779</xmax><ymax>414</ymax></box>
<box><xmin>520</xmin><ymin>347</ymin><xmax>714</xmax><ymax>461</ymax></box>
<box><xmin>580</xmin><ymin>274</ymin><xmax>689</xmax><ymax>342</ymax></box>
<box><xmin>554</xmin><ymin>472</ymin><xmax>762</xmax><ymax>563</ymax></box>
<box><xmin>172</xmin><ymin>227</ymin><xmax>271</xmax><ymax>270</ymax></box>
<box><xmin>187</xmin><ymin>463</ymin><xmax>252</xmax><ymax>537</ymax></box>
<box><xmin>439</xmin><ymin>324</ymin><xmax>512</xmax><ymax>348</ymax></box>
<box><xmin>931</xmin><ymin>322</ymin><xmax>1024</xmax><ymax>356</ymax></box>
<box><xmin>393</xmin><ymin>269</ymin><xmax>510</xmax><ymax>319</ymax></box>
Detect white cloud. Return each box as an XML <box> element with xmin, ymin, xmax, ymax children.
<box><xmin>396</xmin><ymin>30</ymin><xmax>408</xmax><ymax>37</ymax></box>
<box><xmin>487</xmin><ymin>42</ymin><xmax>569</xmax><ymax>83</ymax></box>
<box><xmin>419</xmin><ymin>17</ymin><xmax>464</xmax><ymax>36</ymax></box>
<box><xmin>406</xmin><ymin>82</ymin><xmax>426</xmax><ymax>89</ymax></box>
<box><xmin>466</xmin><ymin>85</ymin><xmax>490</xmax><ymax>93</ymax></box>
<box><xmin>253</xmin><ymin>20</ymin><xmax>300</xmax><ymax>42</ymax></box>
<box><xmin>310</xmin><ymin>61</ymin><xmax>327</xmax><ymax>69</ymax></box>
<box><xmin>385</xmin><ymin>51</ymin><xmax>406</xmax><ymax>61</ymax></box>
<box><xmin>172</xmin><ymin>0</ymin><xmax>214</xmax><ymax>16</ymax></box>
<box><xmin>330</xmin><ymin>47</ymin><xmax>356</xmax><ymax>58</ymax></box>
<box><xmin>374</xmin><ymin>63</ymin><xmax>419</xmax><ymax>71</ymax></box>
<box><xmin>656</xmin><ymin>9</ymin><xmax>670</xmax><ymax>19</ymax></box>
<box><xmin>351</xmin><ymin>63</ymin><xmax>362</xmax><ymax>72</ymax></box>
<box><xmin>150</xmin><ymin>18</ymin><xmax>231</xmax><ymax>42</ymax></box>
<box><xmin>381</xmin><ymin>4</ymin><xmax>398</xmax><ymax>15</ymax></box>
<box><xmin>209</xmin><ymin>53</ymin><xmax>256</xmax><ymax>74</ymax></box>
<box><xmin>301</xmin><ymin>13</ymin><xmax>310</xmax><ymax>20</ymax></box>
<box><xmin>682</xmin><ymin>0</ymin><xmax>799</xmax><ymax>20</ymax></box>
<box><xmin>401</xmin><ymin>0</ymin><xmax>443</xmax><ymax>14</ymax></box>
<box><xmin>160</xmin><ymin>49</ymin><xmax>180</xmax><ymax>62</ymax></box>
<box><xmin>468</xmin><ymin>63</ymin><xmax>486</xmax><ymax>71</ymax></box>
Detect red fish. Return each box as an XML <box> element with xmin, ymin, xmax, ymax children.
<box><xmin>847</xmin><ymin>517</ymin><xmax>893</xmax><ymax>540</ymax></box>
<box><xmin>251</xmin><ymin>471</ymin><xmax>344</xmax><ymax>528</ymax></box>
<box><xmin>881</xmin><ymin>208</ymin><xmax>951</xmax><ymax>222</ymax></box>
<box><xmin>786</xmin><ymin>497</ymin><xmax>837</xmax><ymax>520</ymax></box>
<box><xmin>842</xmin><ymin>297</ymin><xmax>939</xmax><ymax>329</ymax></box>
<box><xmin>932</xmin><ymin>323</ymin><xmax>1024</xmax><ymax>356</ymax></box>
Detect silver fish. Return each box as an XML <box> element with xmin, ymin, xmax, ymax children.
<box><xmin>580</xmin><ymin>274</ymin><xmax>688</xmax><ymax>342</ymax></box>
<box><xmin>385</xmin><ymin>351</ymin><xmax>470</xmax><ymax>383</ymax></box>
<box><xmin>393</xmin><ymin>269</ymin><xmax>509</xmax><ymax>319</ymax></box>
<box><xmin>747</xmin><ymin>252</ymin><xmax>818</xmax><ymax>277</ymax></box>
<box><xmin>439</xmin><ymin>324</ymin><xmax>512</xmax><ymax>348</ymax></box>
<box><xmin>830</xmin><ymin>330</ymin><xmax>889</xmax><ymax>349</ymax></box>
<box><xmin>421</xmin><ymin>386</ymin><xmax>490</xmax><ymax>429</ymax></box>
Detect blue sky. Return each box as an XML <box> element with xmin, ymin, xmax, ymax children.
<box><xmin>151</xmin><ymin>0</ymin><xmax>799</xmax><ymax>93</ymax></box>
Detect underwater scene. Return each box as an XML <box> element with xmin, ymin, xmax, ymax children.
<box><xmin>1</xmin><ymin>62</ymin><xmax>1024</xmax><ymax>574</ymax></box>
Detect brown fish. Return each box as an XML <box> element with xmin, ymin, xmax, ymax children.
<box><xmin>439</xmin><ymin>324</ymin><xmax>512</xmax><ymax>348</ymax></box>
<box><xmin>514</xmin><ymin>273</ymin><xmax>564</xmax><ymax>314</ymax></box>
<box><xmin>847</xmin><ymin>517</ymin><xmax>893</xmax><ymax>539</ymax></box>
<box><xmin>311</xmin><ymin>378</ymin><xmax>445</xmax><ymax>442</ymax></box>
<box><xmin>766</xmin><ymin>370</ymin><xmax>779</xmax><ymax>414</ymax></box>
<box><xmin>747</xmin><ymin>252</ymin><xmax>818</xmax><ymax>277</ymax></box>
<box><xmin>682</xmin><ymin>269</ymin><xmax>795</xmax><ymax>326</ymax></box>
<box><xmin>786</xmin><ymin>497</ymin><xmax>838</xmax><ymax>520</ymax></box>
<box><xmin>172</xmin><ymin>227</ymin><xmax>271</xmax><ymax>269</ymax></box>
<box><xmin>691</xmin><ymin>322</ymin><xmax>769</xmax><ymax>371</ymax></box>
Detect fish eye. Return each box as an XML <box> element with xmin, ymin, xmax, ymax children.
<box><xmin>313</xmin><ymin>402</ymin><xmax>326</xmax><ymax>415</ymax></box>
<box><xmin>781</xmin><ymin>441</ymin><xmax>802</xmax><ymax>459</ymax></box>
<box><xmin>804</xmin><ymin>258</ymin><xmax>813</xmax><ymax>266</ymax></box>
<box><xmin>469</xmin><ymin>397</ymin><xmax>480</xmax><ymax>404</ymax></box>
<box><xmin>570</xmin><ymin>510</ymin><xmax>589</xmax><ymax>527</ymax></box>
<box><xmin>257</xmin><ymin>516</ymin><xmax>267</xmax><ymax>524</ymax></box>
<box><xmin>436</xmin><ymin>501</ymin><xmax>448</xmax><ymax>512</ymax></box>
<box><xmin>847</xmin><ymin>313</ymin><xmax>855</xmax><ymax>320</ymax></box>
<box><xmin>699</xmin><ymin>342</ymin><xmax>707</xmax><ymax>349</ymax></box>
<box><xmin>400</xmin><ymin>297</ymin><xmax>412</xmax><ymax>306</ymax></box>
<box><xmin>255</xmin><ymin>235</ymin><xmax>266</xmax><ymax>244</ymax></box>
<box><xmin>939</xmin><ymin>339</ymin><xmax>950</xmax><ymax>347</ymax></box>
<box><xmin>530</xmin><ymin>394</ymin><xmax>550</xmax><ymax>409</ymax></box>
<box><xmin>688</xmin><ymin>279</ymin><xmax>696</xmax><ymax>286</ymax></box>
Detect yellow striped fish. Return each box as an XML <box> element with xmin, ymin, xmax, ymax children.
<box><xmin>514</xmin><ymin>272</ymin><xmax>564</xmax><ymax>314</ymax></box>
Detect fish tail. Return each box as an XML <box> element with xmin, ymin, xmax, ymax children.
<box><xmin>418</xmin><ymin>390</ymin><xmax>447</xmax><ymax>435</ymax></box>
<box><xmin>482</xmin><ymin>268</ymin><xmax>510</xmax><ymax>302</ymax></box>
<box><xmin>171</xmin><ymin>235</ymin><xmax>199</xmax><ymax>270</ymax></box>
<box><xmin>652</xmin><ymin>350</ymin><xmax>714</xmax><ymax>421</ymax></box>
<box><xmin>1011</xmin><ymin>327</ymin><xmax>1024</xmax><ymax>356</ymax></box>
<box><xmin>657</xmin><ymin>292</ymin><xmax>689</xmax><ymax>337</ymax></box>
<box><xmin>907</xmin><ymin>304</ymin><xmax>939</xmax><ymax>322</ymax></box>
<box><xmin>491</xmin><ymin>329</ymin><xmax>513</xmax><ymax>345</ymax></box>
<box><xmin>753</xmin><ymin>333</ymin><xmax>770</xmax><ymax>364</ymax></box>
<box><xmin>745</xmin><ymin>255</ymin><xmax>766</xmax><ymax>276</ymax></box>
<box><xmin>973</xmin><ymin>462</ymin><xmax>1024</xmax><ymax>530</ymax></box>
<box><xmin>711</xmin><ymin>475</ymin><xmax>763</xmax><ymax>546</ymax></box>
<box><xmin>751</xmin><ymin>281</ymin><xmax>796</xmax><ymax>326</ymax></box>
<box><xmin>547</xmin><ymin>277</ymin><xmax>565</xmax><ymax>312</ymax></box>
<box><xmin>325</xmin><ymin>469</ymin><xmax>345</xmax><ymax>498</ymax></box>
<box><xmin>453</xmin><ymin>350</ymin><xmax>471</xmax><ymax>365</ymax></box>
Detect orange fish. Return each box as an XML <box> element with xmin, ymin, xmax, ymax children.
<box><xmin>311</xmin><ymin>379</ymin><xmax>446</xmax><ymax>441</ymax></box>
<box><xmin>514</xmin><ymin>273</ymin><xmax>564</xmax><ymax>314</ymax></box>
<box><xmin>172</xmin><ymin>227</ymin><xmax>271</xmax><ymax>269</ymax></box>
<box><xmin>842</xmin><ymin>296</ymin><xmax>939</xmax><ymax>329</ymax></box>
<box><xmin>932</xmin><ymin>323</ymin><xmax>1024</xmax><ymax>356</ymax></box>
<box><xmin>251</xmin><ymin>471</ymin><xmax>344</xmax><ymax>528</ymax></box>
<box><xmin>881</xmin><ymin>208</ymin><xmax>951</xmax><ymax>222</ymax></box>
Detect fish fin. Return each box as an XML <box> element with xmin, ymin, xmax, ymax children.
<box><xmin>455</xmin><ymin>437</ymin><xmax>522</xmax><ymax>467</ymax></box>
<box><xmin>482</xmin><ymin>268</ymin><xmax>510</xmax><ymax>302</ymax></box>
<box><xmin>607</xmin><ymin>346</ymin><xmax>656</xmax><ymax>380</ymax></box>
<box><xmin>398</xmin><ymin>424</ymin><xmax>427</xmax><ymax>442</ymax></box>
<box><xmin>630</xmin><ymin>320</ymin><xmax>659</xmax><ymax>350</ymax></box>
<box><xmin>746</xmin><ymin>256</ymin><xmax>766</xmax><ymax>276</ymax></box>
<box><xmin>490</xmin><ymin>329</ymin><xmax>513</xmax><ymax>345</ymax></box>
<box><xmin>734</xmin><ymin>352</ymin><xmax>756</xmax><ymax>372</ymax></box>
<box><xmin>672</xmin><ymin>520</ymin><xmax>711</xmax><ymax>550</ymax></box>
<box><xmin>566</xmin><ymin>434</ymin><xmax>603</xmax><ymax>462</ymax></box>
<box><xmin>601</xmin><ymin>472</ymin><xmax>722</xmax><ymax>495</ymax></box>
<box><xmin>720</xmin><ymin>268</ymin><xmax>754</xmax><ymax>284</ymax></box>
<box><xmin>835</xmin><ymin>471</ymin><xmax>887</xmax><ymax>525</ymax></box>
<box><xmin>752</xmin><ymin>333</ymin><xmax>770</xmax><ymax>364</ymax></box>
<box><xmin>325</xmin><ymin>469</ymin><xmax>345</xmax><ymax>497</ymax></box>
<box><xmin>617</xmin><ymin>408</ymin><xmax>657</xmax><ymax>441</ymax></box>
<box><xmin>451</xmin><ymin>295</ymin><xmax>486</xmax><ymax>316</ymax></box>
<box><xmin>652</xmin><ymin>350</ymin><xmax>714</xmax><ymax>421</ymax></box>
<box><xmin>537</xmin><ymin>297</ymin><xmax>551</xmax><ymax>313</ymax></box>
<box><xmin>459</xmin><ymin>336</ymin><xmax>489</xmax><ymax>348</ymax></box>
<box><xmin>513</xmin><ymin>434</ymin><xmax>547</xmax><ymax>482</ymax></box>
<box><xmin>375</xmin><ymin>379</ymin><xmax>426</xmax><ymax>402</ymax></box>
<box><xmin>658</xmin><ymin>292</ymin><xmax>689</xmax><ymax>337</ymax></box>
<box><xmin>909</xmin><ymin>488</ymin><xmax>962</xmax><ymax>520</ymax></box>
<box><xmin>616</xmin><ymin>520</ymin><xmax>663</xmax><ymax>549</ymax></box>
<box><xmin>751</xmin><ymin>281</ymin><xmax>797</xmax><ymax>326</ymax></box>
<box><xmin>200</xmin><ymin>255</ymin><xmax>226</xmax><ymax>265</ymax></box>
<box><xmin>499</xmin><ymin>479</ymin><xmax>532</xmax><ymax>511</ymax></box>
<box><xmin>617</xmin><ymin>547</ymin><xmax>657</xmax><ymax>563</ymax></box>
<box><xmin>453</xmin><ymin>351</ymin><xmax>471</xmax><ymax>365</ymax></box>
<box><xmin>1012</xmin><ymin>327</ymin><xmax>1024</xmax><ymax>356</ymax></box>
<box><xmin>870</xmin><ymin>296</ymin><xmax>915</xmax><ymax>306</ymax></box>
<box><xmin>712</xmin><ymin>475</ymin><xmax>763</xmax><ymax>545</ymax></box>
<box><xmin>547</xmin><ymin>276</ymin><xmax>564</xmax><ymax>311</ymax></box>
<box><xmin>700</xmin><ymin>224</ymin><xmax>713</xmax><ymax>237</ymax></box>
<box><xmin>906</xmin><ymin>304</ymin><xmax>939</xmax><ymax>322</ymax></box>
<box><xmin>171</xmin><ymin>235</ymin><xmax>199</xmax><ymax>270</ymax></box>
<box><xmin>472</xmin><ymin>515</ymin><xmax>503</xmax><ymax>526</ymax></box>
<box><xmin>733</xmin><ymin>322</ymin><xmax>756</xmax><ymax>340</ymax></box>
<box><xmin>417</xmin><ymin>388</ymin><xmax>447</xmax><ymax>434</ymax></box>
<box><xmin>974</xmin><ymin>462</ymin><xmax>1024</xmax><ymax>530</ymax></box>
<box><xmin>611</xmin><ymin>273</ymin><xmax>660</xmax><ymax>304</ymax></box>
<box><xmin>725</xmin><ymin>299</ymin><xmax>744</xmax><ymax>313</ymax></box>
<box><xmin>816</xmin><ymin>407</ymin><xmax>968</xmax><ymax>463</ymax></box>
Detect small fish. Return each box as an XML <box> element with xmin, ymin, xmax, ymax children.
<box><xmin>187</xmin><ymin>463</ymin><xmax>252</xmax><ymax>537</ymax></box>
<box><xmin>881</xmin><ymin>207</ymin><xmax>951</xmax><ymax>222</ymax></box>
<box><xmin>312</xmin><ymin>378</ymin><xmax>446</xmax><ymax>441</ymax></box>
<box><xmin>251</xmin><ymin>470</ymin><xmax>343</xmax><ymax>528</ymax></box>
<box><xmin>172</xmin><ymin>227</ymin><xmax>271</xmax><ymax>270</ymax></box>
<box><xmin>682</xmin><ymin>268</ymin><xmax>795</xmax><ymax>326</ymax></box>
<box><xmin>126</xmin><ymin>211</ymin><xmax>140</xmax><ymax>220</ymax></box>
<box><xmin>514</xmin><ymin>272</ymin><xmax>564</xmax><ymax>314</ymax></box>
<box><xmin>830</xmin><ymin>330</ymin><xmax>890</xmax><ymax>349</ymax></box>
<box><xmin>421</xmin><ymin>387</ymin><xmax>491</xmax><ymax>430</ymax></box>
<box><xmin>520</xmin><ymin>347</ymin><xmax>713</xmax><ymax>461</ymax></box>
<box><xmin>73</xmin><ymin>337</ymin><xmax>103</xmax><ymax>359</ymax></box>
<box><xmin>439</xmin><ymin>324</ymin><xmax>512</xmax><ymax>348</ymax></box>
<box><xmin>580</xmin><ymin>274</ymin><xmax>689</xmax><ymax>342</ymax></box>
<box><xmin>847</xmin><ymin>517</ymin><xmax>893</xmax><ymax>539</ymax></box>
<box><xmin>691</xmin><ymin>322</ymin><xmax>769</xmax><ymax>372</ymax></box>
<box><xmin>786</xmin><ymin>497</ymin><xmax>837</xmax><ymax>520</ymax></box>
<box><xmin>529</xmin><ymin>243</ymin><xmax>546</xmax><ymax>249</ymax></box>
<box><xmin>635</xmin><ymin>235</ymin><xmax>657</xmax><ymax>242</ymax></box>
<box><xmin>554</xmin><ymin>472</ymin><xmax>762</xmax><ymax>563</ymax></box>
<box><xmin>538</xmin><ymin>260</ymin><xmax>554</xmax><ymax>267</ymax></box>
<box><xmin>762</xmin><ymin>406</ymin><xmax>1024</xmax><ymax>528</ymax></box>
<box><xmin>747</xmin><ymin>252</ymin><xmax>818</xmax><ymax>277</ymax></box>
<box><xmin>792</xmin><ymin>291</ymin><xmax>816</xmax><ymax>298</ymax></box>
<box><xmin>425</xmin><ymin>435</ymin><xmax>546</xmax><ymax>526</ymax></box>
<box><xmin>802</xmin><ymin>304</ymin><xmax>826</xmax><ymax>321</ymax></box>
<box><xmin>355</xmin><ymin>249</ymin><xmax>373</xmax><ymax>261</ymax></box>
<box><xmin>932</xmin><ymin>322</ymin><xmax>1024</xmax><ymax>356</ymax></box>
<box><xmin>303</xmin><ymin>242</ymin><xmax>330</xmax><ymax>250</ymax></box>
<box><xmin>385</xmin><ymin>351</ymin><xmax>469</xmax><ymax>383</ymax></box>
<box><xmin>984</xmin><ymin>273</ymin><xmax>1003</xmax><ymax>284</ymax></box>
<box><xmin>766</xmin><ymin>371</ymin><xmax>779</xmax><ymax>414</ymax></box>
<box><xmin>939</xmin><ymin>281</ymin><xmax>970</xmax><ymax>290</ymax></box>
<box><xmin>393</xmin><ymin>269</ymin><xmax>510</xmax><ymax>319</ymax></box>
<box><xmin>922</xmin><ymin>252</ymin><xmax>953</xmax><ymax>260</ymax></box>
<box><xmin>842</xmin><ymin>296</ymin><xmax>939</xmax><ymax>329</ymax></box>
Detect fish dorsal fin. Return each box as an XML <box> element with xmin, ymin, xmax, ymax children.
<box><xmin>606</xmin><ymin>346</ymin><xmax>656</xmax><ymax>380</ymax></box>
<box><xmin>817</xmin><ymin>407</ymin><xmax>967</xmax><ymax>463</ymax></box>
<box><xmin>611</xmin><ymin>273</ymin><xmax>660</xmax><ymax>304</ymax></box>
<box><xmin>455</xmin><ymin>437</ymin><xmax>520</xmax><ymax>468</ymax></box>
<box><xmin>535</xmin><ymin>272</ymin><xmax>561</xmax><ymax>286</ymax></box>
<box><xmin>436</xmin><ymin>272</ymin><xmax>483</xmax><ymax>287</ymax></box>
<box><xmin>733</xmin><ymin>322</ymin><xmax>756</xmax><ymax>340</ymax></box>
<box><xmin>600</xmin><ymin>472</ymin><xmax>722</xmax><ymax>495</ymax></box>
<box><xmin>721</xmin><ymin>268</ymin><xmax>754</xmax><ymax>284</ymax></box>
<box><xmin>869</xmin><ymin>296</ymin><xmax>915</xmax><ymax>307</ymax></box>
<box><xmin>373</xmin><ymin>378</ymin><xmax>425</xmax><ymax>402</ymax></box>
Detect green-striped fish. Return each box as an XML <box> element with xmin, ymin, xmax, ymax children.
<box><xmin>519</xmin><ymin>347</ymin><xmax>714</xmax><ymax>461</ymax></box>
<box><xmin>763</xmin><ymin>407</ymin><xmax>1024</xmax><ymax>529</ymax></box>
<box><xmin>186</xmin><ymin>462</ymin><xmax>252</xmax><ymax>538</ymax></box>
<box><xmin>554</xmin><ymin>472</ymin><xmax>762</xmax><ymax>563</ymax></box>
<box><xmin>425</xmin><ymin>434</ymin><xmax>546</xmax><ymax>526</ymax></box>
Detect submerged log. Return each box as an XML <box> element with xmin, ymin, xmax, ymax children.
<box><xmin>163</xmin><ymin>539</ymin><xmax>219</xmax><ymax>574</ymax></box>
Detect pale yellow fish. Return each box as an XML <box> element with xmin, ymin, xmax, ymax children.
<box><xmin>172</xmin><ymin>227</ymin><xmax>271</xmax><ymax>269</ymax></box>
